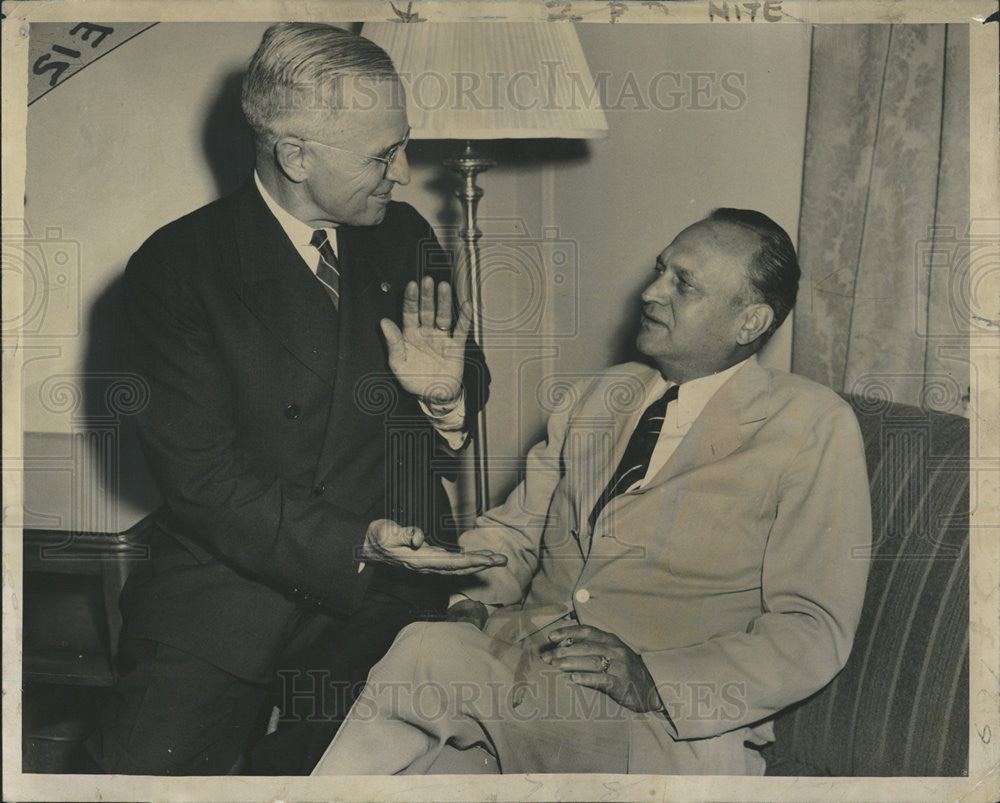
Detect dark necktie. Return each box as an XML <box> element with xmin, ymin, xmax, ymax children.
<box><xmin>310</xmin><ymin>229</ymin><xmax>340</xmax><ymax>310</ymax></box>
<box><xmin>588</xmin><ymin>383</ymin><xmax>679</xmax><ymax>531</ymax></box>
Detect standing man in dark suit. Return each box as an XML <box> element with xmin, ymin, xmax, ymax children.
<box><xmin>84</xmin><ymin>22</ymin><xmax>500</xmax><ymax>775</ymax></box>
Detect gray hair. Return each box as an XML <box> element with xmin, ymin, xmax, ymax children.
<box><xmin>241</xmin><ymin>23</ymin><xmax>397</xmax><ymax>146</ymax></box>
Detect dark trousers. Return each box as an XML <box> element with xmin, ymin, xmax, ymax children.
<box><xmin>83</xmin><ymin>588</ymin><xmax>432</xmax><ymax>775</ymax></box>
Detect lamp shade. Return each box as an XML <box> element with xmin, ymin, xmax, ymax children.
<box><xmin>360</xmin><ymin>22</ymin><xmax>609</xmax><ymax>140</ymax></box>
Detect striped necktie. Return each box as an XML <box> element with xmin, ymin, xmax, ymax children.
<box><xmin>588</xmin><ymin>383</ymin><xmax>680</xmax><ymax>531</ymax></box>
<box><xmin>310</xmin><ymin>229</ymin><xmax>340</xmax><ymax>310</ymax></box>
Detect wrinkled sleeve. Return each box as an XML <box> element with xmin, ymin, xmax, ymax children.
<box><xmin>453</xmin><ymin>384</ymin><xmax>583</xmax><ymax>605</ymax></box>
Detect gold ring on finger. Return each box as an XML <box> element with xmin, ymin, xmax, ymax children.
<box><xmin>599</xmin><ymin>655</ymin><xmax>611</xmax><ymax>673</ymax></box>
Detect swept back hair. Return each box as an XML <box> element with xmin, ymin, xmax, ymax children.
<box><xmin>241</xmin><ymin>23</ymin><xmax>397</xmax><ymax>146</ymax></box>
<box><xmin>708</xmin><ymin>207</ymin><xmax>800</xmax><ymax>343</ymax></box>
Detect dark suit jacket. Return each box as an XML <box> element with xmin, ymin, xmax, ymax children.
<box><xmin>119</xmin><ymin>181</ymin><xmax>489</xmax><ymax>681</ymax></box>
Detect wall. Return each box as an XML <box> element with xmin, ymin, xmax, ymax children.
<box><xmin>551</xmin><ymin>23</ymin><xmax>808</xmax><ymax>379</ymax></box>
<box><xmin>406</xmin><ymin>23</ymin><xmax>812</xmax><ymax>504</ymax></box>
<box><xmin>24</xmin><ymin>22</ymin><xmax>271</xmax><ymax>429</ymax></box>
<box><xmin>24</xmin><ymin>22</ymin><xmax>282</xmax><ymax>530</ymax></box>
<box><xmin>21</xmin><ymin>22</ymin><xmax>810</xmax><ymax>529</ymax></box>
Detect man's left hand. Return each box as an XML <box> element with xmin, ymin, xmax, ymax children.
<box><xmin>361</xmin><ymin>519</ymin><xmax>506</xmax><ymax>575</ymax></box>
<box><xmin>543</xmin><ymin>624</ymin><xmax>662</xmax><ymax>713</ymax></box>
<box><xmin>381</xmin><ymin>277</ymin><xmax>473</xmax><ymax>404</ymax></box>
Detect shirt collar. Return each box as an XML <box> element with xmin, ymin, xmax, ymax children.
<box><xmin>254</xmin><ymin>170</ymin><xmax>334</xmax><ymax>249</ymax></box>
<box><xmin>668</xmin><ymin>355</ymin><xmax>755</xmax><ymax>428</ymax></box>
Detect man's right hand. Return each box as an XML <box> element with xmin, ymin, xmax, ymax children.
<box><xmin>360</xmin><ymin>519</ymin><xmax>507</xmax><ymax>575</ymax></box>
<box><xmin>445</xmin><ymin>598</ymin><xmax>490</xmax><ymax>630</ymax></box>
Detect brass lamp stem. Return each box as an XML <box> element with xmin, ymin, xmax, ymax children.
<box><xmin>444</xmin><ymin>140</ymin><xmax>495</xmax><ymax>515</ymax></box>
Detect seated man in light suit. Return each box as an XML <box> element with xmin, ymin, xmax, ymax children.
<box><xmin>311</xmin><ymin>208</ymin><xmax>872</xmax><ymax>775</ymax></box>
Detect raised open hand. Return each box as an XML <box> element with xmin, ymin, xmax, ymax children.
<box><xmin>380</xmin><ymin>277</ymin><xmax>473</xmax><ymax>404</ymax></box>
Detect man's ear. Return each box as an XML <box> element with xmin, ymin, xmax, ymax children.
<box><xmin>736</xmin><ymin>303</ymin><xmax>774</xmax><ymax>346</ymax></box>
<box><xmin>274</xmin><ymin>137</ymin><xmax>309</xmax><ymax>183</ymax></box>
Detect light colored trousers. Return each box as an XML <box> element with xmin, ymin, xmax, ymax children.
<box><xmin>312</xmin><ymin>615</ymin><xmax>767</xmax><ymax>776</ymax></box>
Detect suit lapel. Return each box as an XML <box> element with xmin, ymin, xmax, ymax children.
<box><xmin>648</xmin><ymin>357</ymin><xmax>771</xmax><ymax>488</ymax></box>
<box><xmin>572</xmin><ymin>366</ymin><xmax>662</xmax><ymax>557</ymax></box>
<box><xmin>232</xmin><ymin>184</ymin><xmax>339</xmax><ymax>386</ymax></box>
<box><xmin>584</xmin><ymin>359</ymin><xmax>772</xmax><ymax>552</ymax></box>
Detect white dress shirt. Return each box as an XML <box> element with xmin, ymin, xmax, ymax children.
<box><xmin>628</xmin><ymin>355</ymin><xmax>753</xmax><ymax>493</ymax></box>
<box><xmin>255</xmin><ymin>171</ymin><xmax>340</xmax><ymax>266</ymax></box>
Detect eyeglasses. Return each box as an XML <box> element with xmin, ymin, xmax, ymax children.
<box><xmin>299</xmin><ymin>127</ymin><xmax>410</xmax><ymax>180</ymax></box>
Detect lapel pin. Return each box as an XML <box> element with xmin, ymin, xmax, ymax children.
<box><xmin>380</xmin><ymin>281</ymin><xmax>391</xmax><ymax>293</ymax></box>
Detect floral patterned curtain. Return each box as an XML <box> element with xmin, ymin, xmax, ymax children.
<box><xmin>792</xmin><ymin>25</ymin><xmax>969</xmax><ymax>415</ymax></box>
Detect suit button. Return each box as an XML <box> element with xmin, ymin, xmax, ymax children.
<box><xmin>313</xmin><ymin>482</ymin><xmax>326</xmax><ymax>496</ymax></box>
<box><xmin>380</xmin><ymin>281</ymin><xmax>391</xmax><ymax>293</ymax></box>
<box><xmin>284</xmin><ymin>404</ymin><xmax>301</xmax><ymax>420</ymax></box>
<box><xmin>574</xmin><ymin>588</ymin><xmax>591</xmax><ymax>604</ymax></box>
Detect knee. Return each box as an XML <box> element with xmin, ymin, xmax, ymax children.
<box><xmin>395</xmin><ymin>620</ymin><xmax>472</xmax><ymax>650</ymax></box>
<box><xmin>385</xmin><ymin>620</ymin><xmax>431</xmax><ymax>662</ymax></box>
<box><xmin>362</xmin><ymin>621</ymin><xmax>432</xmax><ymax>683</ymax></box>
<box><xmin>385</xmin><ymin>621</ymin><xmax>479</xmax><ymax>678</ymax></box>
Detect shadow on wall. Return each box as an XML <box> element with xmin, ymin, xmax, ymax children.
<box><xmin>80</xmin><ymin>69</ymin><xmax>256</xmax><ymax>524</ymax></box>
<box><xmin>609</xmin><ymin>277</ymin><xmax>649</xmax><ymax>368</ymax></box>
<box><xmin>80</xmin><ymin>276</ymin><xmax>162</xmax><ymax>520</ymax></box>
<box><xmin>203</xmin><ymin>69</ymin><xmax>256</xmax><ymax>197</ymax></box>
<box><xmin>407</xmin><ymin>137</ymin><xmax>591</xmax><ymax>249</ymax></box>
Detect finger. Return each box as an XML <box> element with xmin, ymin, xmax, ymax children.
<box><xmin>459</xmin><ymin>549</ymin><xmax>507</xmax><ymax>567</ymax></box>
<box><xmin>547</xmin><ymin>627</ymin><xmax>578</xmax><ymax>643</ymax></box>
<box><xmin>401</xmin><ymin>281</ymin><xmax>419</xmax><ymax>331</ymax></box>
<box><xmin>419</xmin><ymin>276</ymin><xmax>435</xmax><ymax>328</ymax></box>
<box><xmin>568</xmin><ymin>671</ymin><xmax>615</xmax><ymax>691</ymax></box>
<box><xmin>435</xmin><ymin>282</ymin><xmax>453</xmax><ymax>332</ymax></box>
<box><xmin>546</xmin><ymin>641</ymin><xmax>605</xmax><ymax>661</ymax></box>
<box><xmin>401</xmin><ymin>553</ymin><xmax>504</xmax><ymax>575</ymax></box>
<box><xmin>546</xmin><ymin>655</ymin><xmax>609</xmax><ymax>674</ymax></box>
<box><xmin>548</xmin><ymin>625</ymin><xmax>614</xmax><ymax>645</ymax></box>
<box><xmin>380</xmin><ymin>319</ymin><xmax>403</xmax><ymax>347</ymax></box>
<box><xmin>464</xmin><ymin>549</ymin><xmax>507</xmax><ymax>561</ymax></box>
<box><xmin>379</xmin><ymin>520</ymin><xmax>420</xmax><ymax>548</ymax></box>
<box><xmin>404</xmin><ymin>545</ymin><xmax>506</xmax><ymax>566</ymax></box>
<box><xmin>547</xmin><ymin>625</ymin><xmax>592</xmax><ymax>643</ymax></box>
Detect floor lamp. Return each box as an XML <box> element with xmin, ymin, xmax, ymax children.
<box><xmin>361</xmin><ymin>21</ymin><xmax>608</xmax><ymax>515</ymax></box>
